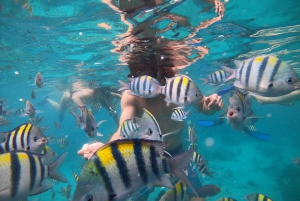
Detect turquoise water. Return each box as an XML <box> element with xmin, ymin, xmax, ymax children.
<box><xmin>0</xmin><ymin>0</ymin><xmax>300</xmax><ymax>200</ymax></box>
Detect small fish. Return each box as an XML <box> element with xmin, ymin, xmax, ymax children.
<box><xmin>60</xmin><ymin>184</ymin><xmax>72</xmax><ymax>199</ymax></box>
<box><xmin>118</xmin><ymin>75</ymin><xmax>162</xmax><ymax>98</ymax></box>
<box><xmin>54</xmin><ymin>121</ymin><xmax>60</xmax><ymax>129</ymax></box>
<box><xmin>200</xmin><ymin>70</ymin><xmax>229</xmax><ymax>85</ymax></box>
<box><xmin>197</xmin><ymin>163</ymin><xmax>214</xmax><ymax>178</ymax></box>
<box><xmin>138</xmin><ymin>108</ymin><xmax>162</xmax><ymax>141</ymax></box>
<box><xmin>92</xmin><ymin>102</ymin><xmax>102</xmax><ymax>111</ymax></box>
<box><xmin>292</xmin><ymin>157</ymin><xmax>300</xmax><ymax>167</ymax></box>
<box><xmin>0</xmin><ymin>116</ymin><xmax>10</xmax><ymax>126</ymax></box>
<box><xmin>72</xmin><ymin>169</ymin><xmax>79</xmax><ymax>182</ymax></box>
<box><xmin>31</xmin><ymin>89</ymin><xmax>37</xmax><ymax>99</ymax></box>
<box><xmin>192</xmin><ymin>152</ymin><xmax>205</xmax><ymax>165</ymax></box>
<box><xmin>171</xmin><ymin>107</ymin><xmax>190</xmax><ymax>121</ymax></box>
<box><xmin>0</xmin><ymin>152</ymin><xmax>68</xmax><ymax>201</ymax></box>
<box><xmin>46</xmin><ymin>135</ymin><xmax>55</xmax><ymax>143</ymax></box>
<box><xmin>162</xmin><ymin>75</ymin><xmax>203</xmax><ymax>107</ymax></box>
<box><xmin>188</xmin><ymin>125</ymin><xmax>198</xmax><ymax>151</ymax></box>
<box><xmin>222</xmin><ymin>55</ymin><xmax>300</xmax><ymax>97</ymax></box>
<box><xmin>0</xmin><ymin>123</ymin><xmax>47</xmax><ymax>154</ymax></box>
<box><xmin>40</xmin><ymin>125</ymin><xmax>50</xmax><ymax>133</ymax></box>
<box><xmin>78</xmin><ymin>105</ymin><xmax>89</xmax><ymax>129</ymax></box>
<box><xmin>56</xmin><ymin>137</ymin><xmax>69</xmax><ymax>149</ymax></box>
<box><xmin>217</xmin><ymin>197</ymin><xmax>238</xmax><ymax>201</ymax></box>
<box><xmin>15</xmin><ymin>108</ymin><xmax>26</xmax><ymax>116</ymax></box>
<box><xmin>72</xmin><ymin>139</ymin><xmax>198</xmax><ymax>201</ymax></box>
<box><xmin>196</xmin><ymin>184</ymin><xmax>221</xmax><ymax>197</ymax></box>
<box><xmin>26</xmin><ymin>100</ymin><xmax>36</xmax><ymax>117</ymax></box>
<box><xmin>85</xmin><ymin>111</ymin><xmax>107</xmax><ymax>138</ymax></box>
<box><xmin>0</xmin><ymin>105</ymin><xmax>12</xmax><ymax>117</ymax></box>
<box><xmin>120</xmin><ymin>118</ymin><xmax>140</xmax><ymax>139</ymax></box>
<box><xmin>41</xmin><ymin>145</ymin><xmax>57</xmax><ymax>164</ymax></box>
<box><xmin>109</xmin><ymin>106</ymin><xmax>117</xmax><ymax>116</ymax></box>
<box><xmin>88</xmin><ymin>80</ymin><xmax>99</xmax><ymax>89</ymax></box>
<box><xmin>69</xmin><ymin>105</ymin><xmax>78</xmax><ymax>114</ymax></box>
<box><xmin>35</xmin><ymin>72</ymin><xmax>44</xmax><ymax>88</ymax></box>
<box><xmin>245</xmin><ymin>193</ymin><xmax>273</xmax><ymax>201</ymax></box>
<box><xmin>28</xmin><ymin>116</ymin><xmax>44</xmax><ymax>125</ymax></box>
<box><xmin>247</xmin><ymin>125</ymin><xmax>257</xmax><ymax>131</ymax></box>
<box><xmin>159</xmin><ymin>180</ymin><xmax>187</xmax><ymax>201</ymax></box>
<box><xmin>0</xmin><ymin>97</ymin><xmax>5</xmax><ymax>105</ymax></box>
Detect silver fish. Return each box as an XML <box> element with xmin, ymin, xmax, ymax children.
<box><xmin>26</xmin><ymin>100</ymin><xmax>36</xmax><ymax>117</ymax></box>
<box><xmin>0</xmin><ymin>123</ymin><xmax>47</xmax><ymax>154</ymax></box>
<box><xmin>171</xmin><ymin>107</ymin><xmax>190</xmax><ymax>121</ymax></box>
<box><xmin>120</xmin><ymin>118</ymin><xmax>140</xmax><ymax>139</ymax></box>
<box><xmin>85</xmin><ymin>110</ymin><xmax>107</xmax><ymax>138</ymax></box>
<box><xmin>200</xmin><ymin>70</ymin><xmax>229</xmax><ymax>85</ymax></box>
<box><xmin>71</xmin><ymin>139</ymin><xmax>198</xmax><ymax>201</ymax></box>
<box><xmin>222</xmin><ymin>55</ymin><xmax>300</xmax><ymax>97</ymax></box>
<box><xmin>0</xmin><ymin>151</ymin><xmax>68</xmax><ymax>201</ymax></box>
<box><xmin>118</xmin><ymin>75</ymin><xmax>162</xmax><ymax>98</ymax></box>
<box><xmin>188</xmin><ymin>125</ymin><xmax>198</xmax><ymax>151</ymax></box>
<box><xmin>162</xmin><ymin>75</ymin><xmax>203</xmax><ymax>107</ymax></box>
<box><xmin>138</xmin><ymin>108</ymin><xmax>162</xmax><ymax>141</ymax></box>
<box><xmin>35</xmin><ymin>72</ymin><xmax>44</xmax><ymax>88</ymax></box>
<box><xmin>0</xmin><ymin>105</ymin><xmax>11</xmax><ymax>117</ymax></box>
<box><xmin>15</xmin><ymin>108</ymin><xmax>26</xmax><ymax>117</ymax></box>
<box><xmin>31</xmin><ymin>89</ymin><xmax>37</xmax><ymax>99</ymax></box>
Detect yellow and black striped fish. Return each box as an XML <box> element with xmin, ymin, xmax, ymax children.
<box><xmin>162</xmin><ymin>74</ymin><xmax>203</xmax><ymax>107</ymax></box>
<box><xmin>200</xmin><ymin>70</ymin><xmax>229</xmax><ymax>85</ymax></box>
<box><xmin>118</xmin><ymin>75</ymin><xmax>162</xmax><ymax>98</ymax></box>
<box><xmin>246</xmin><ymin>193</ymin><xmax>273</xmax><ymax>201</ymax></box>
<box><xmin>0</xmin><ymin>151</ymin><xmax>68</xmax><ymax>201</ymax></box>
<box><xmin>217</xmin><ymin>197</ymin><xmax>238</xmax><ymax>201</ymax></box>
<box><xmin>159</xmin><ymin>180</ymin><xmax>187</xmax><ymax>201</ymax></box>
<box><xmin>72</xmin><ymin>139</ymin><xmax>198</xmax><ymax>201</ymax></box>
<box><xmin>120</xmin><ymin>118</ymin><xmax>140</xmax><ymax>139</ymax></box>
<box><xmin>0</xmin><ymin>123</ymin><xmax>46</xmax><ymax>154</ymax></box>
<box><xmin>191</xmin><ymin>152</ymin><xmax>214</xmax><ymax>178</ymax></box>
<box><xmin>223</xmin><ymin>55</ymin><xmax>300</xmax><ymax>97</ymax></box>
<box><xmin>60</xmin><ymin>184</ymin><xmax>72</xmax><ymax>199</ymax></box>
<box><xmin>72</xmin><ymin>169</ymin><xmax>79</xmax><ymax>182</ymax></box>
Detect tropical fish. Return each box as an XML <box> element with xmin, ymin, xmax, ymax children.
<box><xmin>118</xmin><ymin>75</ymin><xmax>162</xmax><ymax>98</ymax></box>
<box><xmin>92</xmin><ymin>103</ymin><xmax>102</xmax><ymax>111</ymax></box>
<box><xmin>41</xmin><ymin>145</ymin><xmax>57</xmax><ymax>165</ymax></box>
<box><xmin>138</xmin><ymin>108</ymin><xmax>162</xmax><ymax>141</ymax></box>
<box><xmin>222</xmin><ymin>89</ymin><xmax>257</xmax><ymax>131</ymax></box>
<box><xmin>188</xmin><ymin>126</ymin><xmax>198</xmax><ymax>151</ymax></box>
<box><xmin>197</xmin><ymin>163</ymin><xmax>214</xmax><ymax>178</ymax></box>
<box><xmin>28</xmin><ymin>116</ymin><xmax>44</xmax><ymax>125</ymax></box>
<box><xmin>54</xmin><ymin>121</ymin><xmax>60</xmax><ymax>129</ymax></box>
<box><xmin>25</xmin><ymin>100</ymin><xmax>43</xmax><ymax>117</ymax></box>
<box><xmin>222</xmin><ymin>55</ymin><xmax>300</xmax><ymax>97</ymax></box>
<box><xmin>109</xmin><ymin>106</ymin><xmax>117</xmax><ymax>116</ymax></box>
<box><xmin>200</xmin><ymin>70</ymin><xmax>229</xmax><ymax>85</ymax></box>
<box><xmin>39</xmin><ymin>126</ymin><xmax>49</xmax><ymax>133</ymax></box>
<box><xmin>35</xmin><ymin>72</ymin><xmax>44</xmax><ymax>88</ymax></box>
<box><xmin>0</xmin><ymin>123</ymin><xmax>46</xmax><ymax>154</ymax></box>
<box><xmin>292</xmin><ymin>157</ymin><xmax>300</xmax><ymax>167</ymax></box>
<box><xmin>120</xmin><ymin>118</ymin><xmax>140</xmax><ymax>139</ymax></box>
<box><xmin>245</xmin><ymin>193</ymin><xmax>273</xmax><ymax>201</ymax></box>
<box><xmin>162</xmin><ymin>75</ymin><xmax>203</xmax><ymax>107</ymax></box>
<box><xmin>0</xmin><ymin>116</ymin><xmax>10</xmax><ymax>126</ymax></box>
<box><xmin>0</xmin><ymin>97</ymin><xmax>6</xmax><ymax>105</ymax></box>
<box><xmin>69</xmin><ymin>105</ymin><xmax>78</xmax><ymax>114</ymax></box>
<box><xmin>84</xmin><ymin>111</ymin><xmax>107</xmax><ymax>138</ymax></box>
<box><xmin>0</xmin><ymin>151</ymin><xmax>68</xmax><ymax>201</ymax></box>
<box><xmin>15</xmin><ymin>108</ymin><xmax>26</xmax><ymax>116</ymax></box>
<box><xmin>196</xmin><ymin>184</ymin><xmax>221</xmax><ymax>197</ymax></box>
<box><xmin>77</xmin><ymin>105</ymin><xmax>89</xmax><ymax>129</ymax></box>
<box><xmin>217</xmin><ymin>197</ymin><xmax>238</xmax><ymax>201</ymax></box>
<box><xmin>159</xmin><ymin>180</ymin><xmax>187</xmax><ymax>201</ymax></box>
<box><xmin>171</xmin><ymin>107</ymin><xmax>190</xmax><ymax>121</ymax></box>
<box><xmin>60</xmin><ymin>184</ymin><xmax>72</xmax><ymax>199</ymax></box>
<box><xmin>72</xmin><ymin>169</ymin><xmax>79</xmax><ymax>182</ymax></box>
<box><xmin>71</xmin><ymin>139</ymin><xmax>198</xmax><ymax>201</ymax></box>
<box><xmin>56</xmin><ymin>138</ymin><xmax>69</xmax><ymax>149</ymax></box>
<box><xmin>45</xmin><ymin>135</ymin><xmax>55</xmax><ymax>144</ymax></box>
<box><xmin>0</xmin><ymin>105</ymin><xmax>12</xmax><ymax>117</ymax></box>
<box><xmin>49</xmin><ymin>178</ymin><xmax>59</xmax><ymax>185</ymax></box>
<box><xmin>31</xmin><ymin>89</ymin><xmax>37</xmax><ymax>99</ymax></box>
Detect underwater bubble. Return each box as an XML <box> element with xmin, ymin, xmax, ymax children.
<box><xmin>79</xmin><ymin>32</ymin><xmax>83</xmax><ymax>36</ymax></box>
<box><xmin>161</xmin><ymin>56</ymin><xmax>164</xmax><ymax>60</ymax></box>
<box><xmin>266</xmin><ymin>113</ymin><xmax>272</xmax><ymax>118</ymax></box>
<box><xmin>205</xmin><ymin>137</ymin><xmax>215</xmax><ymax>147</ymax></box>
<box><xmin>187</xmin><ymin>120</ymin><xmax>192</xmax><ymax>125</ymax></box>
<box><xmin>19</xmin><ymin>98</ymin><xmax>24</xmax><ymax>102</ymax></box>
<box><xmin>14</xmin><ymin>71</ymin><xmax>19</xmax><ymax>75</ymax></box>
<box><xmin>65</xmin><ymin>135</ymin><xmax>68</xmax><ymax>138</ymax></box>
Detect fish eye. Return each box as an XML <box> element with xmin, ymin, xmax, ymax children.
<box><xmin>194</xmin><ymin>92</ymin><xmax>200</xmax><ymax>97</ymax></box>
<box><xmin>148</xmin><ymin>89</ymin><xmax>151</xmax><ymax>94</ymax></box>
<box><xmin>268</xmin><ymin>83</ymin><xmax>273</xmax><ymax>88</ymax></box>
<box><xmin>184</xmin><ymin>97</ymin><xmax>188</xmax><ymax>101</ymax></box>
<box><xmin>236</xmin><ymin>107</ymin><xmax>240</xmax><ymax>112</ymax></box>
<box><xmin>285</xmin><ymin>77</ymin><xmax>295</xmax><ymax>84</ymax></box>
<box><xmin>148</xmin><ymin>128</ymin><xmax>153</xmax><ymax>135</ymax></box>
<box><xmin>84</xmin><ymin>194</ymin><xmax>93</xmax><ymax>201</ymax></box>
<box><xmin>33</xmin><ymin>136</ymin><xmax>39</xmax><ymax>142</ymax></box>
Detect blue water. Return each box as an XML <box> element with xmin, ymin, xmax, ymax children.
<box><xmin>0</xmin><ymin>0</ymin><xmax>300</xmax><ymax>200</ymax></box>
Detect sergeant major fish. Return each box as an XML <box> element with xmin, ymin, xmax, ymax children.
<box><xmin>35</xmin><ymin>72</ymin><xmax>44</xmax><ymax>88</ymax></box>
<box><xmin>162</xmin><ymin>75</ymin><xmax>203</xmax><ymax>107</ymax></box>
<box><xmin>222</xmin><ymin>55</ymin><xmax>300</xmax><ymax>97</ymax></box>
<box><xmin>171</xmin><ymin>107</ymin><xmax>190</xmax><ymax>121</ymax></box>
<box><xmin>120</xmin><ymin>118</ymin><xmax>140</xmax><ymax>139</ymax></box>
<box><xmin>71</xmin><ymin>139</ymin><xmax>198</xmax><ymax>201</ymax></box>
<box><xmin>159</xmin><ymin>180</ymin><xmax>187</xmax><ymax>201</ymax></box>
<box><xmin>0</xmin><ymin>123</ymin><xmax>46</xmax><ymax>154</ymax></box>
<box><xmin>118</xmin><ymin>75</ymin><xmax>162</xmax><ymax>98</ymax></box>
<box><xmin>0</xmin><ymin>151</ymin><xmax>68</xmax><ymax>201</ymax></box>
<box><xmin>245</xmin><ymin>193</ymin><xmax>273</xmax><ymax>201</ymax></box>
<box><xmin>200</xmin><ymin>70</ymin><xmax>229</xmax><ymax>85</ymax></box>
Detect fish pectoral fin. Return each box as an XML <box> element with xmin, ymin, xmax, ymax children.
<box><xmin>30</xmin><ymin>180</ymin><xmax>53</xmax><ymax>196</ymax></box>
<box><xmin>97</xmin><ymin>132</ymin><xmax>103</xmax><ymax>137</ymax></box>
<box><xmin>96</xmin><ymin>120</ymin><xmax>107</xmax><ymax>127</ymax></box>
<box><xmin>246</xmin><ymin>114</ymin><xmax>262</xmax><ymax>119</ymax></box>
<box><xmin>153</xmin><ymin>176</ymin><xmax>173</xmax><ymax>189</ymax></box>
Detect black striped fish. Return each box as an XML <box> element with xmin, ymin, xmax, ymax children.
<box><xmin>0</xmin><ymin>105</ymin><xmax>12</xmax><ymax>117</ymax></box>
<box><xmin>246</xmin><ymin>193</ymin><xmax>273</xmax><ymax>201</ymax></box>
<box><xmin>72</xmin><ymin>139</ymin><xmax>198</xmax><ymax>201</ymax></box>
<box><xmin>118</xmin><ymin>75</ymin><xmax>162</xmax><ymax>98</ymax></box>
<box><xmin>138</xmin><ymin>108</ymin><xmax>162</xmax><ymax>141</ymax></box>
<box><xmin>222</xmin><ymin>55</ymin><xmax>300</xmax><ymax>97</ymax></box>
<box><xmin>188</xmin><ymin>125</ymin><xmax>198</xmax><ymax>151</ymax></box>
<box><xmin>200</xmin><ymin>70</ymin><xmax>229</xmax><ymax>85</ymax></box>
<box><xmin>217</xmin><ymin>198</ymin><xmax>238</xmax><ymax>201</ymax></box>
<box><xmin>72</xmin><ymin>169</ymin><xmax>79</xmax><ymax>182</ymax></box>
<box><xmin>31</xmin><ymin>89</ymin><xmax>37</xmax><ymax>99</ymax></box>
<box><xmin>39</xmin><ymin>126</ymin><xmax>49</xmax><ymax>133</ymax></box>
<box><xmin>0</xmin><ymin>151</ymin><xmax>68</xmax><ymax>201</ymax></box>
<box><xmin>120</xmin><ymin>118</ymin><xmax>140</xmax><ymax>139</ymax></box>
<box><xmin>192</xmin><ymin>152</ymin><xmax>213</xmax><ymax>178</ymax></box>
<box><xmin>60</xmin><ymin>184</ymin><xmax>72</xmax><ymax>199</ymax></box>
<box><xmin>162</xmin><ymin>75</ymin><xmax>203</xmax><ymax>107</ymax></box>
<box><xmin>171</xmin><ymin>107</ymin><xmax>190</xmax><ymax>121</ymax></box>
<box><xmin>15</xmin><ymin>108</ymin><xmax>26</xmax><ymax>117</ymax></box>
<box><xmin>159</xmin><ymin>180</ymin><xmax>187</xmax><ymax>201</ymax></box>
<box><xmin>28</xmin><ymin>116</ymin><xmax>44</xmax><ymax>125</ymax></box>
<box><xmin>54</xmin><ymin>121</ymin><xmax>60</xmax><ymax>130</ymax></box>
<box><xmin>56</xmin><ymin>138</ymin><xmax>69</xmax><ymax>149</ymax></box>
<box><xmin>0</xmin><ymin>116</ymin><xmax>10</xmax><ymax>126</ymax></box>
<box><xmin>0</xmin><ymin>123</ymin><xmax>46</xmax><ymax>154</ymax></box>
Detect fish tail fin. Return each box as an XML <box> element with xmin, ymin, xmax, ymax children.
<box><xmin>49</xmin><ymin>152</ymin><xmax>68</xmax><ymax>183</ymax></box>
<box><xmin>160</xmin><ymin>85</ymin><xmax>165</xmax><ymax>95</ymax></box>
<box><xmin>221</xmin><ymin>66</ymin><xmax>235</xmax><ymax>82</ymax></box>
<box><xmin>170</xmin><ymin>149</ymin><xmax>198</xmax><ymax>197</ymax></box>
<box><xmin>199</xmin><ymin>78</ymin><xmax>210</xmax><ymax>85</ymax></box>
<box><xmin>118</xmin><ymin>80</ymin><xmax>128</xmax><ymax>91</ymax></box>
